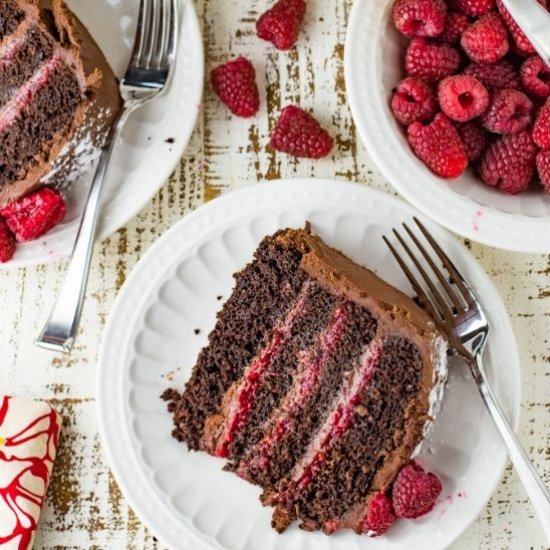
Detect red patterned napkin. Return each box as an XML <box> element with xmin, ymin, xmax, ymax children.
<box><xmin>0</xmin><ymin>396</ymin><xmax>62</xmax><ymax>549</ymax></box>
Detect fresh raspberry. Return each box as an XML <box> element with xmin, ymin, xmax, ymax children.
<box><xmin>533</xmin><ymin>98</ymin><xmax>550</xmax><ymax>149</ymax></box>
<box><xmin>457</xmin><ymin>122</ymin><xmax>491</xmax><ymax>160</ymax></box>
<box><xmin>439</xmin><ymin>12</ymin><xmax>470</xmax><ymax>43</ymax></box>
<box><xmin>0</xmin><ymin>218</ymin><xmax>16</xmax><ymax>263</ymax></box>
<box><xmin>391</xmin><ymin>0</ymin><xmax>447</xmax><ymax>38</ymax></box>
<box><xmin>405</xmin><ymin>38</ymin><xmax>461</xmax><ymax>83</ymax></box>
<box><xmin>480</xmin><ymin>131</ymin><xmax>537</xmax><ymax>193</ymax></box>
<box><xmin>211</xmin><ymin>57</ymin><xmax>260</xmax><ymax>118</ymax></box>
<box><xmin>536</xmin><ymin>150</ymin><xmax>550</xmax><ymax>192</ymax></box>
<box><xmin>520</xmin><ymin>56</ymin><xmax>550</xmax><ymax>98</ymax></box>
<box><xmin>481</xmin><ymin>89</ymin><xmax>533</xmax><ymax>134</ymax></box>
<box><xmin>407</xmin><ymin>113</ymin><xmax>468</xmax><ymax>178</ymax></box>
<box><xmin>438</xmin><ymin>75</ymin><xmax>489</xmax><ymax>122</ymax></box>
<box><xmin>256</xmin><ymin>0</ymin><xmax>306</xmax><ymax>50</ymax></box>
<box><xmin>497</xmin><ymin>0</ymin><xmax>548</xmax><ymax>56</ymax></box>
<box><xmin>460</xmin><ymin>13</ymin><xmax>509</xmax><ymax>64</ymax></box>
<box><xmin>362</xmin><ymin>492</ymin><xmax>396</xmax><ymax>537</ymax></box>
<box><xmin>0</xmin><ymin>188</ymin><xmax>67</xmax><ymax>242</ymax></box>
<box><xmin>270</xmin><ymin>105</ymin><xmax>334</xmax><ymax>158</ymax></box>
<box><xmin>453</xmin><ymin>0</ymin><xmax>494</xmax><ymax>16</ymax></box>
<box><xmin>391</xmin><ymin>77</ymin><xmax>437</xmax><ymax>125</ymax></box>
<box><xmin>464</xmin><ymin>61</ymin><xmax>520</xmax><ymax>90</ymax></box>
<box><xmin>392</xmin><ymin>462</ymin><xmax>443</xmax><ymax>519</ymax></box>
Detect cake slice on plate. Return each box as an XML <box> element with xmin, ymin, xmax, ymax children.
<box><xmin>164</xmin><ymin>226</ymin><xmax>448</xmax><ymax>536</ymax></box>
<box><xmin>0</xmin><ymin>0</ymin><xmax>121</xmax><ymax>207</ymax></box>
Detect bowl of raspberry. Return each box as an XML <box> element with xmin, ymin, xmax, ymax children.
<box><xmin>344</xmin><ymin>0</ymin><xmax>550</xmax><ymax>252</ymax></box>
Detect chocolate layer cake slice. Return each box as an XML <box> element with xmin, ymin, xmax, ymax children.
<box><xmin>0</xmin><ymin>0</ymin><xmax>121</xmax><ymax>207</ymax></box>
<box><xmin>165</xmin><ymin>227</ymin><xmax>448</xmax><ymax>536</ymax></box>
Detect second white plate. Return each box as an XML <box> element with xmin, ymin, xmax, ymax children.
<box><xmin>98</xmin><ymin>179</ymin><xmax>521</xmax><ymax>550</ymax></box>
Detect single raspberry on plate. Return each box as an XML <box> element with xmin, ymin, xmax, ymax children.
<box><xmin>211</xmin><ymin>57</ymin><xmax>260</xmax><ymax>118</ymax></box>
<box><xmin>481</xmin><ymin>89</ymin><xmax>533</xmax><ymax>134</ymax></box>
<box><xmin>256</xmin><ymin>0</ymin><xmax>306</xmax><ymax>50</ymax></box>
<box><xmin>457</xmin><ymin>121</ymin><xmax>491</xmax><ymax>160</ymax></box>
<box><xmin>453</xmin><ymin>0</ymin><xmax>494</xmax><ymax>17</ymax></box>
<box><xmin>497</xmin><ymin>0</ymin><xmax>548</xmax><ymax>56</ymax></box>
<box><xmin>0</xmin><ymin>218</ymin><xmax>16</xmax><ymax>263</ymax></box>
<box><xmin>533</xmin><ymin>98</ymin><xmax>550</xmax><ymax>148</ymax></box>
<box><xmin>480</xmin><ymin>131</ymin><xmax>537</xmax><ymax>193</ymax></box>
<box><xmin>536</xmin><ymin>150</ymin><xmax>550</xmax><ymax>192</ymax></box>
<box><xmin>405</xmin><ymin>38</ymin><xmax>461</xmax><ymax>83</ymax></box>
<box><xmin>439</xmin><ymin>12</ymin><xmax>470</xmax><ymax>43</ymax></box>
<box><xmin>362</xmin><ymin>492</ymin><xmax>396</xmax><ymax>537</ymax></box>
<box><xmin>464</xmin><ymin>61</ymin><xmax>520</xmax><ymax>90</ymax></box>
<box><xmin>438</xmin><ymin>74</ymin><xmax>489</xmax><ymax>122</ymax></box>
<box><xmin>0</xmin><ymin>187</ymin><xmax>67</xmax><ymax>242</ymax></box>
<box><xmin>391</xmin><ymin>0</ymin><xmax>447</xmax><ymax>38</ymax></box>
<box><xmin>392</xmin><ymin>461</ymin><xmax>443</xmax><ymax>519</ymax></box>
<box><xmin>460</xmin><ymin>13</ymin><xmax>509</xmax><ymax>64</ymax></box>
<box><xmin>407</xmin><ymin>113</ymin><xmax>468</xmax><ymax>178</ymax></box>
<box><xmin>391</xmin><ymin>77</ymin><xmax>436</xmax><ymax>125</ymax></box>
<box><xmin>270</xmin><ymin>105</ymin><xmax>334</xmax><ymax>158</ymax></box>
<box><xmin>520</xmin><ymin>56</ymin><xmax>550</xmax><ymax>98</ymax></box>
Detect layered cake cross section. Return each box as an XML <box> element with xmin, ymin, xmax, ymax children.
<box><xmin>165</xmin><ymin>227</ymin><xmax>448</xmax><ymax>535</ymax></box>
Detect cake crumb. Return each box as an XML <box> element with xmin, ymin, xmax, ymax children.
<box><xmin>165</xmin><ymin>137</ymin><xmax>175</xmax><ymax>144</ymax></box>
<box><xmin>194</xmin><ymin>328</ymin><xmax>201</xmax><ymax>335</ymax></box>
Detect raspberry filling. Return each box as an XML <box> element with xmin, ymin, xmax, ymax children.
<box><xmin>215</xmin><ymin>284</ymin><xmax>311</xmax><ymax>458</ymax></box>
<box><xmin>269</xmin><ymin>338</ymin><xmax>383</xmax><ymax>504</ymax></box>
<box><xmin>240</xmin><ymin>306</ymin><xmax>348</xmax><ymax>472</ymax></box>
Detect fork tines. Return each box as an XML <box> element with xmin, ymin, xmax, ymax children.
<box><xmin>383</xmin><ymin>217</ymin><xmax>477</xmax><ymax>324</ymax></box>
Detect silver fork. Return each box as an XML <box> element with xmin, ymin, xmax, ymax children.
<box><xmin>384</xmin><ymin>218</ymin><xmax>550</xmax><ymax>543</ymax></box>
<box><xmin>36</xmin><ymin>0</ymin><xmax>179</xmax><ymax>353</ymax></box>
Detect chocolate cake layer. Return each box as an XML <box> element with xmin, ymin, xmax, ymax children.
<box><xmin>0</xmin><ymin>3</ymin><xmax>25</xmax><ymax>39</ymax></box>
<box><xmin>166</xmin><ymin>227</ymin><xmax>448</xmax><ymax>536</ymax></box>
<box><xmin>0</xmin><ymin>62</ymin><xmax>81</xmax><ymax>189</ymax></box>
<box><xmin>270</xmin><ymin>337</ymin><xmax>425</xmax><ymax>533</ymax></box>
<box><xmin>0</xmin><ymin>26</ymin><xmax>55</xmax><ymax>108</ymax></box>
<box><xmin>170</xmin><ymin>237</ymin><xmax>307</xmax><ymax>450</ymax></box>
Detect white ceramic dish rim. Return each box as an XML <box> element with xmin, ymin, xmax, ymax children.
<box><xmin>344</xmin><ymin>0</ymin><xmax>550</xmax><ymax>254</ymax></box>
<box><xmin>97</xmin><ymin>178</ymin><xmax>521</xmax><ymax>550</ymax></box>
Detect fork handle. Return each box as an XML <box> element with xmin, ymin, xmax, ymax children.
<box><xmin>472</xmin><ymin>354</ymin><xmax>550</xmax><ymax>543</ymax></box>
<box><xmin>35</xmin><ymin>107</ymin><xmax>131</xmax><ymax>353</ymax></box>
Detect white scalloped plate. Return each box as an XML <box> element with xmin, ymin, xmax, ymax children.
<box><xmin>98</xmin><ymin>179</ymin><xmax>521</xmax><ymax>550</ymax></box>
<box><xmin>1</xmin><ymin>0</ymin><xmax>203</xmax><ymax>269</ymax></box>
<box><xmin>344</xmin><ymin>0</ymin><xmax>550</xmax><ymax>253</ymax></box>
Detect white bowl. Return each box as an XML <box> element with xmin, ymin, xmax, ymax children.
<box><xmin>344</xmin><ymin>0</ymin><xmax>550</xmax><ymax>253</ymax></box>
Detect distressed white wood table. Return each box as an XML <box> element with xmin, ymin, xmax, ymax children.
<box><xmin>1</xmin><ymin>0</ymin><xmax>549</xmax><ymax>548</ymax></box>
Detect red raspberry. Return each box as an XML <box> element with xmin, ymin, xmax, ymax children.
<box><xmin>0</xmin><ymin>188</ymin><xmax>67</xmax><ymax>242</ymax></box>
<box><xmin>438</xmin><ymin>75</ymin><xmax>489</xmax><ymax>122</ymax></box>
<box><xmin>497</xmin><ymin>0</ymin><xmax>548</xmax><ymax>56</ymax></box>
<box><xmin>211</xmin><ymin>57</ymin><xmax>260</xmax><ymax>118</ymax></box>
<box><xmin>533</xmin><ymin>98</ymin><xmax>550</xmax><ymax>149</ymax></box>
<box><xmin>0</xmin><ymin>218</ymin><xmax>16</xmax><ymax>263</ymax></box>
<box><xmin>256</xmin><ymin>0</ymin><xmax>306</xmax><ymax>51</ymax></box>
<box><xmin>439</xmin><ymin>12</ymin><xmax>470</xmax><ymax>43</ymax></box>
<box><xmin>464</xmin><ymin>61</ymin><xmax>520</xmax><ymax>90</ymax></box>
<box><xmin>405</xmin><ymin>38</ymin><xmax>461</xmax><ymax>83</ymax></box>
<box><xmin>362</xmin><ymin>492</ymin><xmax>396</xmax><ymax>537</ymax></box>
<box><xmin>391</xmin><ymin>77</ymin><xmax>437</xmax><ymax>125</ymax></box>
<box><xmin>453</xmin><ymin>0</ymin><xmax>494</xmax><ymax>16</ymax></box>
<box><xmin>537</xmin><ymin>150</ymin><xmax>550</xmax><ymax>192</ymax></box>
<box><xmin>481</xmin><ymin>89</ymin><xmax>533</xmax><ymax>134</ymax></box>
<box><xmin>460</xmin><ymin>13</ymin><xmax>509</xmax><ymax>64</ymax></box>
<box><xmin>457</xmin><ymin>122</ymin><xmax>491</xmax><ymax>160</ymax></box>
<box><xmin>480</xmin><ymin>131</ymin><xmax>537</xmax><ymax>193</ymax></box>
<box><xmin>407</xmin><ymin>113</ymin><xmax>468</xmax><ymax>178</ymax></box>
<box><xmin>391</xmin><ymin>0</ymin><xmax>447</xmax><ymax>38</ymax></box>
<box><xmin>270</xmin><ymin>105</ymin><xmax>334</xmax><ymax>158</ymax></box>
<box><xmin>392</xmin><ymin>462</ymin><xmax>443</xmax><ymax>519</ymax></box>
<box><xmin>520</xmin><ymin>56</ymin><xmax>550</xmax><ymax>99</ymax></box>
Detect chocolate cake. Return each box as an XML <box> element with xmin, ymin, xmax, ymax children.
<box><xmin>0</xmin><ymin>0</ymin><xmax>121</xmax><ymax>207</ymax></box>
<box><xmin>164</xmin><ymin>227</ymin><xmax>448</xmax><ymax>535</ymax></box>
